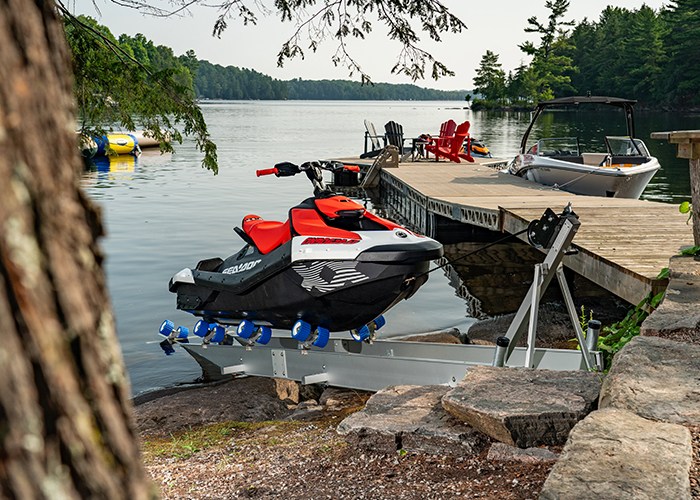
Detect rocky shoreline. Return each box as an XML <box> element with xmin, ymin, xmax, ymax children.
<box><xmin>134</xmin><ymin>256</ymin><xmax>700</xmax><ymax>498</ymax></box>
<box><xmin>135</xmin><ymin>377</ymin><xmax>555</xmax><ymax>499</ymax></box>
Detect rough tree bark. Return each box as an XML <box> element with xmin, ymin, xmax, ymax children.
<box><xmin>691</xmin><ymin>158</ymin><xmax>700</xmax><ymax>246</ymax></box>
<box><xmin>0</xmin><ymin>1</ymin><xmax>153</xmax><ymax>498</ymax></box>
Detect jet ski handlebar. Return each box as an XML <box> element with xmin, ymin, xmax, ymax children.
<box><xmin>256</xmin><ymin>161</ymin><xmax>360</xmax><ymax>178</ymax></box>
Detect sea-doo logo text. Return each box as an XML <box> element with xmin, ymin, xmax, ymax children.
<box><xmin>222</xmin><ymin>259</ymin><xmax>261</xmax><ymax>274</ymax></box>
<box><xmin>301</xmin><ymin>237</ymin><xmax>360</xmax><ymax>245</ymax></box>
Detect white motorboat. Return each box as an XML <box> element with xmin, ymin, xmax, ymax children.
<box><xmin>506</xmin><ymin>96</ymin><xmax>661</xmax><ymax>199</ymax></box>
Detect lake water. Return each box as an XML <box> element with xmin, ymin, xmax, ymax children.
<box><xmin>81</xmin><ymin>100</ymin><xmax>700</xmax><ymax>395</ymax></box>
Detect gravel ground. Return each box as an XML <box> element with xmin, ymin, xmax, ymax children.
<box><xmin>136</xmin><ymin>378</ymin><xmax>552</xmax><ymax>499</ymax></box>
<box><xmin>135</xmin><ymin>379</ymin><xmax>699</xmax><ymax>499</ymax></box>
<box><xmin>140</xmin><ymin>415</ymin><xmax>551</xmax><ymax>499</ymax></box>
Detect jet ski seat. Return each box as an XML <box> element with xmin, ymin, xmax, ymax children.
<box><xmin>242</xmin><ymin>214</ymin><xmax>291</xmax><ymax>254</ymax></box>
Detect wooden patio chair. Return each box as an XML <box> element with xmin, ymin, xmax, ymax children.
<box><xmin>424</xmin><ymin>121</ymin><xmax>474</xmax><ymax>163</ymax></box>
<box><xmin>361</xmin><ymin>119</ymin><xmax>386</xmax><ymax>159</ymax></box>
<box><xmin>384</xmin><ymin>120</ymin><xmax>414</xmax><ymax>161</ymax></box>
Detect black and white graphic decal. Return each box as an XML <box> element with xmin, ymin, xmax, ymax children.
<box><xmin>293</xmin><ymin>261</ymin><xmax>370</xmax><ymax>292</ymax></box>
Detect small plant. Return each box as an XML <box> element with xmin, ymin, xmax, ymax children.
<box><xmin>679</xmin><ymin>200</ymin><xmax>693</xmax><ymax>223</ymax></box>
<box><xmin>579</xmin><ymin>305</ymin><xmax>594</xmax><ymax>331</ymax></box>
<box><xmin>680</xmin><ymin>245</ymin><xmax>700</xmax><ymax>257</ymax></box>
<box><xmin>596</xmin><ymin>291</ymin><xmax>665</xmax><ymax>369</ymax></box>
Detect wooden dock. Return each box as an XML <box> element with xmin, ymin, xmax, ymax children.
<box><xmin>341</xmin><ymin>157</ymin><xmax>693</xmax><ymax>305</ymax></box>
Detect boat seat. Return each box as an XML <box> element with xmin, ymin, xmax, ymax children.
<box><xmin>290</xmin><ymin>208</ymin><xmax>361</xmax><ymax>239</ymax></box>
<box><xmin>242</xmin><ymin>214</ymin><xmax>291</xmax><ymax>254</ymax></box>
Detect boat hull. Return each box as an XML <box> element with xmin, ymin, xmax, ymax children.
<box><xmin>507</xmin><ymin>155</ymin><xmax>661</xmax><ymax>199</ymax></box>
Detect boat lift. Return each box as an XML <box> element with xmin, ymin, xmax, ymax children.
<box><xmin>163</xmin><ymin>205</ymin><xmax>604</xmax><ymax>392</ymax></box>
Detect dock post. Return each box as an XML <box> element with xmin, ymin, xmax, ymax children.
<box><xmin>650</xmin><ymin>130</ymin><xmax>700</xmax><ymax>245</ymax></box>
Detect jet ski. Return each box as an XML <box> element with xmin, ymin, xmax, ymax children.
<box><xmin>163</xmin><ymin>160</ymin><xmax>443</xmax><ymax>349</ymax></box>
<box><xmin>466</xmin><ymin>138</ymin><xmax>492</xmax><ymax>158</ymax></box>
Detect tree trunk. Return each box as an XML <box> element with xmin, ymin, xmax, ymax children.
<box><xmin>690</xmin><ymin>158</ymin><xmax>700</xmax><ymax>246</ymax></box>
<box><xmin>0</xmin><ymin>2</ymin><xmax>153</xmax><ymax>498</ymax></box>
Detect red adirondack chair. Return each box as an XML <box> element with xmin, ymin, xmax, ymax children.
<box><xmin>426</xmin><ymin>121</ymin><xmax>474</xmax><ymax>163</ymax></box>
<box><xmin>425</xmin><ymin>120</ymin><xmax>456</xmax><ymax>156</ymax></box>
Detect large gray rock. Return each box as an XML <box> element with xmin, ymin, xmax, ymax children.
<box><xmin>337</xmin><ymin>385</ymin><xmax>487</xmax><ymax>456</ymax></box>
<box><xmin>540</xmin><ymin>408</ymin><xmax>692</xmax><ymax>500</ymax></box>
<box><xmin>486</xmin><ymin>442</ymin><xmax>559</xmax><ymax>464</ymax></box>
<box><xmin>442</xmin><ymin>366</ymin><xmax>602</xmax><ymax>448</ymax></box>
<box><xmin>599</xmin><ymin>336</ymin><xmax>700</xmax><ymax>425</ymax></box>
<box><xmin>641</xmin><ymin>255</ymin><xmax>700</xmax><ymax>344</ymax></box>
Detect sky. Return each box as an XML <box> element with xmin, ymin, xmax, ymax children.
<box><xmin>74</xmin><ymin>0</ymin><xmax>667</xmax><ymax>91</ymax></box>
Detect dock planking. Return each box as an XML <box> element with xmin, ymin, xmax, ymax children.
<box><xmin>340</xmin><ymin>157</ymin><xmax>693</xmax><ymax>305</ymax></box>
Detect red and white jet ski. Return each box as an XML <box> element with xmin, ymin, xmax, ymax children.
<box><xmin>162</xmin><ymin>160</ymin><xmax>442</xmax><ymax>349</ymax></box>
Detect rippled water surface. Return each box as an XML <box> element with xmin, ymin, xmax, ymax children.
<box><xmin>81</xmin><ymin>101</ymin><xmax>699</xmax><ymax>395</ymax></box>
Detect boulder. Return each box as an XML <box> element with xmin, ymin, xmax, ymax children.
<box><xmin>486</xmin><ymin>442</ymin><xmax>558</xmax><ymax>464</ymax></box>
<box><xmin>442</xmin><ymin>366</ymin><xmax>602</xmax><ymax>448</ymax></box>
<box><xmin>272</xmin><ymin>378</ymin><xmax>299</xmax><ymax>404</ymax></box>
<box><xmin>337</xmin><ymin>385</ymin><xmax>487</xmax><ymax>456</ymax></box>
<box><xmin>286</xmin><ymin>400</ymin><xmax>325</xmax><ymax>421</ymax></box>
<box><xmin>319</xmin><ymin>387</ymin><xmax>371</xmax><ymax>410</ymax></box>
<box><xmin>599</xmin><ymin>336</ymin><xmax>700</xmax><ymax>425</ymax></box>
<box><xmin>133</xmin><ymin>377</ymin><xmax>293</xmax><ymax>437</ymax></box>
<box><xmin>540</xmin><ymin>408</ymin><xmax>692</xmax><ymax>500</ymax></box>
<box><xmin>641</xmin><ymin>255</ymin><xmax>700</xmax><ymax>344</ymax></box>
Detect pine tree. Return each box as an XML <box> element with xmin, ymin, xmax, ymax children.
<box><xmin>472</xmin><ymin>50</ymin><xmax>506</xmax><ymax>103</ymax></box>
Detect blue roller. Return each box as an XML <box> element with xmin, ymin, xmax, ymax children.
<box><xmin>159</xmin><ymin>319</ymin><xmax>175</xmax><ymax>336</ymax></box>
<box><xmin>351</xmin><ymin>325</ymin><xmax>370</xmax><ymax>342</ymax></box>
<box><xmin>211</xmin><ymin>325</ymin><xmax>226</xmax><ymax>343</ymax></box>
<box><xmin>291</xmin><ymin>320</ymin><xmax>312</xmax><ymax>342</ymax></box>
<box><xmin>237</xmin><ymin>319</ymin><xmax>255</xmax><ymax>339</ymax></box>
<box><xmin>312</xmin><ymin>326</ymin><xmax>330</xmax><ymax>348</ymax></box>
<box><xmin>193</xmin><ymin>319</ymin><xmax>211</xmax><ymax>338</ymax></box>
<box><xmin>372</xmin><ymin>315</ymin><xmax>386</xmax><ymax>330</ymax></box>
<box><xmin>177</xmin><ymin>326</ymin><xmax>190</xmax><ymax>340</ymax></box>
<box><xmin>256</xmin><ymin>326</ymin><xmax>272</xmax><ymax>345</ymax></box>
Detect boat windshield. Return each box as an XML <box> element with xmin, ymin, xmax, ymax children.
<box><xmin>528</xmin><ymin>137</ymin><xmax>580</xmax><ymax>157</ymax></box>
<box><xmin>605</xmin><ymin>136</ymin><xmax>649</xmax><ymax>157</ymax></box>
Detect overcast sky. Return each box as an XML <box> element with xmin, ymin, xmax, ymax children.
<box><xmin>75</xmin><ymin>0</ymin><xmax>666</xmax><ymax>91</ymax></box>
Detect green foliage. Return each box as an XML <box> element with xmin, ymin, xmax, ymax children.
<box><xmin>518</xmin><ymin>0</ymin><xmax>576</xmax><ymax>101</ymax></box>
<box><xmin>285</xmin><ymin>79</ymin><xmax>466</xmax><ymax>100</ymax></box>
<box><xmin>661</xmin><ymin>0</ymin><xmax>700</xmax><ymax>106</ymax></box>
<box><xmin>62</xmin><ymin>13</ymin><xmax>218</xmax><ymax>172</ymax></box>
<box><xmin>476</xmin><ymin>0</ymin><xmax>700</xmax><ymax>108</ymax></box>
<box><xmin>679</xmin><ymin>200</ymin><xmax>694</xmax><ymax>224</ymax></box>
<box><xmin>196</xmin><ymin>60</ymin><xmax>287</xmax><ymax>99</ymax></box>
<box><xmin>596</xmin><ymin>291</ymin><xmax>664</xmax><ymax>369</ymax></box>
<box><xmin>472</xmin><ymin>51</ymin><xmax>507</xmax><ymax>103</ymax></box>
<box><xmin>579</xmin><ymin>305</ymin><xmax>593</xmax><ymax>332</ymax></box>
<box><xmin>680</xmin><ymin>245</ymin><xmax>700</xmax><ymax>256</ymax></box>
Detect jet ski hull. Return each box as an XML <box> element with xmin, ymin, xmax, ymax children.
<box><xmin>169</xmin><ymin>234</ymin><xmax>442</xmax><ymax>332</ymax></box>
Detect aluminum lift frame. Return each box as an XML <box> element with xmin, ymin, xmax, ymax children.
<box><xmin>179</xmin><ymin>207</ymin><xmax>603</xmax><ymax>393</ymax></box>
